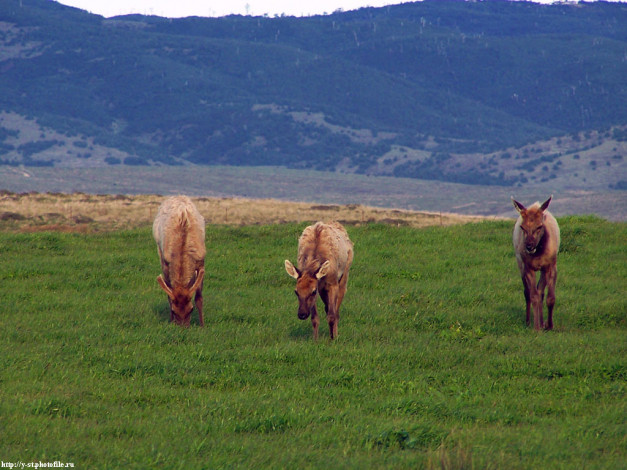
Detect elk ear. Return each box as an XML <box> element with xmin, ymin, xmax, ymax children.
<box><xmin>511</xmin><ymin>196</ymin><xmax>526</xmax><ymax>214</ymax></box>
<box><xmin>285</xmin><ymin>260</ymin><xmax>299</xmax><ymax>279</ymax></box>
<box><xmin>316</xmin><ymin>260</ymin><xmax>331</xmax><ymax>280</ymax></box>
<box><xmin>157</xmin><ymin>275</ymin><xmax>174</xmax><ymax>300</ymax></box>
<box><xmin>540</xmin><ymin>195</ymin><xmax>553</xmax><ymax>212</ymax></box>
<box><xmin>190</xmin><ymin>268</ymin><xmax>205</xmax><ymax>292</ymax></box>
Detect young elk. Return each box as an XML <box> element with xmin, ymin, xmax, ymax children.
<box><xmin>153</xmin><ymin>196</ymin><xmax>206</xmax><ymax>326</ymax></box>
<box><xmin>512</xmin><ymin>195</ymin><xmax>560</xmax><ymax>330</ymax></box>
<box><xmin>284</xmin><ymin>221</ymin><xmax>354</xmax><ymax>340</ymax></box>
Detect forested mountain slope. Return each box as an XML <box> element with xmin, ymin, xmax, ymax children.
<box><xmin>0</xmin><ymin>0</ymin><xmax>625</xmax><ymax>188</ymax></box>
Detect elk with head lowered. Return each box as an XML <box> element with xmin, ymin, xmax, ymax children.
<box><xmin>285</xmin><ymin>221</ymin><xmax>353</xmax><ymax>340</ymax></box>
<box><xmin>153</xmin><ymin>196</ymin><xmax>206</xmax><ymax>327</ymax></box>
<box><xmin>512</xmin><ymin>195</ymin><xmax>560</xmax><ymax>331</ymax></box>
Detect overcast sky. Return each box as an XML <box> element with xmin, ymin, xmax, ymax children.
<box><xmin>55</xmin><ymin>1</ymin><xmax>623</xmax><ymax>19</ymax></box>
<box><xmin>55</xmin><ymin>0</ymin><xmax>409</xmax><ymax>18</ymax></box>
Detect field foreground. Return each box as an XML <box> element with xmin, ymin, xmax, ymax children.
<box><xmin>0</xmin><ymin>216</ymin><xmax>625</xmax><ymax>468</ymax></box>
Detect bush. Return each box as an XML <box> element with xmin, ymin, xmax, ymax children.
<box><xmin>123</xmin><ymin>156</ymin><xmax>147</xmax><ymax>166</ymax></box>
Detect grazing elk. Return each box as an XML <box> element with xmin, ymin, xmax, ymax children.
<box><xmin>284</xmin><ymin>221</ymin><xmax>354</xmax><ymax>340</ymax></box>
<box><xmin>512</xmin><ymin>196</ymin><xmax>560</xmax><ymax>330</ymax></box>
<box><xmin>153</xmin><ymin>196</ymin><xmax>206</xmax><ymax>327</ymax></box>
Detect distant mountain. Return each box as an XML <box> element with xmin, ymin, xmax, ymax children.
<box><xmin>0</xmin><ymin>0</ymin><xmax>626</xmax><ymax>189</ymax></box>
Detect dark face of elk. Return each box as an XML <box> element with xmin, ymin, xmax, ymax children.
<box><xmin>157</xmin><ymin>268</ymin><xmax>204</xmax><ymax>327</ymax></box>
<box><xmin>513</xmin><ymin>196</ymin><xmax>552</xmax><ymax>255</ymax></box>
<box><xmin>169</xmin><ymin>290</ymin><xmax>195</xmax><ymax>326</ymax></box>
<box><xmin>294</xmin><ymin>274</ymin><xmax>318</xmax><ymax>320</ymax></box>
<box><xmin>520</xmin><ymin>210</ymin><xmax>546</xmax><ymax>254</ymax></box>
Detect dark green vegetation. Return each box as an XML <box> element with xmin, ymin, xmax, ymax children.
<box><xmin>0</xmin><ymin>0</ymin><xmax>626</xmax><ymax>187</ymax></box>
<box><xmin>0</xmin><ymin>219</ymin><xmax>625</xmax><ymax>468</ymax></box>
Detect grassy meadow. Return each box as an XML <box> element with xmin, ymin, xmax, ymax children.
<box><xmin>0</xmin><ymin>217</ymin><xmax>625</xmax><ymax>468</ymax></box>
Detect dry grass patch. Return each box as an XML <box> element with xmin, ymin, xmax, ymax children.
<box><xmin>0</xmin><ymin>192</ymin><xmax>490</xmax><ymax>232</ymax></box>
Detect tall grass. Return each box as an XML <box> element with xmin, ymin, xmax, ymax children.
<box><xmin>0</xmin><ymin>218</ymin><xmax>625</xmax><ymax>468</ymax></box>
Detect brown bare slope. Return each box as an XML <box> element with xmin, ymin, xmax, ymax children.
<box><xmin>0</xmin><ymin>192</ymin><xmax>489</xmax><ymax>233</ymax></box>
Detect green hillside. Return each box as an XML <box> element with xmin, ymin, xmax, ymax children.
<box><xmin>0</xmin><ymin>0</ymin><xmax>626</xmax><ymax>187</ymax></box>
<box><xmin>0</xmin><ymin>219</ymin><xmax>625</xmax><ymax>468</ymax></box>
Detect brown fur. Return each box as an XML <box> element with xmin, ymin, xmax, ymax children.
<box><xmin>512</xmin><ymin>196</ymin><xmax>560</xmax><ymax>330</ymax></box>
<box><xmin>153</xmin><ymin>196</ymin><xmax>206</xmax><ymax>326</ymax></box>
<box><xmin>285</xmin><ymin>221</ymin><xmax>354</xmax><ymax>340</ymax></box>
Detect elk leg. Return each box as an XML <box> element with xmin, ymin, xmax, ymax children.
<box><xmin>332</xmin><ymin>272</ymin><xmax>350</xmax><ymax>339</ymax></box>
<box><xmin>525</xmin><ymin>269</ymin><xmax>543</xmax><ymax>331</ymax></box>
<box><xmin>311</xmin><ymin>305</ymin><xmax>319</xmax><ymax>341</ymax></box>
<box><xmin>336</xmin><ymin>269</ymin><xmax>350</xmax><ymax>308</ymax></box>
<box><xmin>323</xmin><ymin>287</ymin><xmax>340</xmax><ymax>340</ymax></box>
<box><xmin>537</xmin><ymin>270</ymin><xmax>547</xmax><ymax>329</ymax></box>
<box><xmin>195</xmin><ymin>282</ymin><xmax>204</xmax><ymax>327</ymax></box>
<box><xmin>521</xmin><ymin>275</ymin><xmax>531</xmax><ymax>326</ymax></box>
<box><xmin>545</xmin><ymin>265</ymin><xmax>557</xmax><ymax>330</ymax></box>
<box><xmin>538</xmin><ymin>270</ymin><xmax>547</xmax><ymax>306</ymax></box>
<box><xmin>319</xmin><ymin>288</ymin><xmax>332</xmax><ymax>339</ymax></box>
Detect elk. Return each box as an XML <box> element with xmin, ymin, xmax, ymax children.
<box><xmin>284</xmin><ymin>221</ymin><xmax>354</xmax><ymax>340</ymax></box>
<box><xmin>512</xmin><ymin>195</ymin><xmax>560</xmax><ymax>330</ymax></box>
<box><xmin>153</xmin><ymin>196</ymin><xmax>206</xmax><ymax>326</ymax></box>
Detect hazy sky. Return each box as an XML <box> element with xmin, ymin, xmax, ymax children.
<box><xmin>55</xmin><ymin>1</ymin><xmax>623</xmax><ymax>19</ymax></box>
<box><xmin>55</xmin><ymin>0</ymin><xmax>405</xmax><ymax>18</ymax></box>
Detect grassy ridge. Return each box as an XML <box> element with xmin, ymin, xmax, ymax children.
<box><xmin>0</xmin><ymin>219</ymin><xmax>625</xmax><ymax>468</ymax></box>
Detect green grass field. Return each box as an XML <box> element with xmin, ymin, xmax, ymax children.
<box><xmin>0</xmin><ymin>218</ymin><xmax>625</xmax><ymax>469</ymax></box>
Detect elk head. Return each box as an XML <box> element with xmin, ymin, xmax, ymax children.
<box><xmin>512</xmin><ymin>196</ymin><xmax>552</xmax><ymax>255</ymax></box>
<box><xmin>285</xmin><ymin>259</ymin><xmax>330</xmax><ymax>320</ymax></box>
<box><xmin>157</xmin><ymin>268</ymin><xmax>204</xmax><ymax>326</ymax></box>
